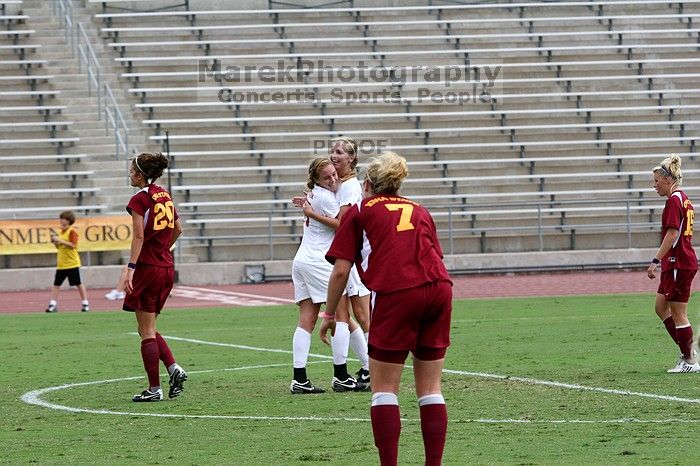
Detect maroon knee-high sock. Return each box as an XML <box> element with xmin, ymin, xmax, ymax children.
<box><xmin>140</xmin><ymin>338</ymin><xmax>160</xmax><ymax>388</ymax></box>
<box><xmin>155</xmin><ymin>332</ymin><xmax>176</xmax><ymax>369</ymax></box>
<box><xmin>419</xmin><ymin>403</ymin><xmax>448</xmax><ymax>466</ymax></box>
<box><xmin>663</xmin><ymin>316</ymin><xmax>678</xmax><ymax>344</ymax></box>
<box><xmin>675</xmin><ymin>325</ymin><xmax>694</xmax><ymax>360</ymax></box>
<box><xmin>371</xmin><ymin>405</ymin><xmax>401</xmax><ymax>466</ymax></box>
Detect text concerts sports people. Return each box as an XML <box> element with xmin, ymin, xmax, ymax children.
<box><xmin>324</xmin><ymin>152</ymin><xmax>453</xmax><ymax>466</ymax></box>
<box><xmin>119</xmin><ymin>152</ymin><xmax>189</xmax><ymax>401</ymax></box>
<box><xmin>647</xmin><ymin>154</ymin><xmax>700</xmax><ymax>373</ymax></box>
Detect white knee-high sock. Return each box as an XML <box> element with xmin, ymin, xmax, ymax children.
<box><xmin>292</xmin><ymin>327</ymin><xmax>311</xmax><ymax>368</ymax></box>
<box><xmin>349</xmin><ymin>327</ymin><xmax>369</xmax><ymax>370</ymax></box>
<box><xmin>331</xmin><ymin>322</ymin><xmax>350</xmax><ymax>365</ymax></box>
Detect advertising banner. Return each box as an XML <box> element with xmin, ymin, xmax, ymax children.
<box><xmin>0</xmin><ymin>215</ymin><xmax>132</xmax><ymax>255</ymax></box>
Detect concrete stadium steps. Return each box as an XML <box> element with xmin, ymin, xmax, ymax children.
<box><xmin>138</xmin><ymin>113</ymin><xmax>695</xmax><ymax>135</ymax></box>
<box><xmin>472</xmin><ymin>230</ymin><xmax>660</xmax><ymax>254</ymax></box>
<box><xmin>170</xmin><ymin>178</ymin><xmax>667</xmax><ymax>212</ymax></box>
<box><xmin>0</xmin><ymin>2</ymin><xmax>129</xmax><ymax>221</ymax></box>
<box><xmin>153</xmin><ymin>130</ymin><xmax>695</xmax><ymax>158</ymax></box>
<box><xmin>166</xmin><ymin>167</ymin><xmax>667</xmax><ymax>193</ymax></box>
<box><xmin>160</xmin><ymin>141</ymin><xmax>697</xmax><ymax>172</ymax></box>
<box><xmin>136</xmin><ymin>97</ymin><xmax>700</xmax><ymax>121</ymax></box>
<box><xmin>122</xmin><ymin>61</ymin><xmax>700</xmax><ymax>90</ymax></box>
<box><xmin>1</xmin><ymin>194</ymin><xmax>98</xmax><ymax>210</ymax></box>
<box><xmin>174</xmin><ymin>194</ymin><xmax>666</xmax><ymax>219</ymax></box>
<box><xmin>9</xmin><ymin>0</ymin><xmax>158</xmax><ymax>217</ymax></box>
<box><xmin>182</xmin><ymin>225</ymin><xmax>662</xmax><ymax>262</ymax></box>
<box><xmin>180</xmin><ymin>230</ymin><xmax>658</xmax><ymax>262</ymax></box>
<box><xmin>71</xmin><ymin>2</ymin><xmax>699</xmax><ymax>260</ymax></box>
<box><xmin>183</xmin><ymin>239</ymin><xmax>300</xmax><ymax>263</ymax></box>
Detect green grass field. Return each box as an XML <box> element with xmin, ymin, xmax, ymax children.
<box><xmin>1</xmin><ymin>294</ymin><xmax>699</xmax><ymax>465</ymax></box>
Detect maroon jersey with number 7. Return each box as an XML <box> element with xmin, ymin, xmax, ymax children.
<box><xmin>126</xmin><ymin>184</ymin><xmax>178</xmax><ymax>267</ymax></box>
<box><xmin>661</xmin><ymin>190</ymin><xmax>698</xmax><ymax>271</ymax></box>
<box><xmin>326</xmin><ymin>194</ymin><xmax>451</xmax><ymax>294</ymax></box>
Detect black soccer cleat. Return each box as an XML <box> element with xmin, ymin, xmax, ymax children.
<box><xmin>290</xmin><ymin>379</ymin><xmax>325</xmax><ymax>394</ymax></box>
<box><xmin>45</xmin><ymin>304</ymin><xmax>57</xmax><ymax>313</ymax></box>
<box><xmin>168</xmin><ymin>365</ymin><xmax>188</xmax><ymax>399</ymax></box>
<box><xmin>355</xmin><ymin>368</ymin><xmax>370</xmax><ymax>386</ymax></box>
<box><xmin>132</xmin><ymin>388</ymin><xmax>163</xmax><ymax>402</ymax></box>
<box><xmin>332</xmin><ymin>376</ymin><xmax>369</xmax><ymax>392</ymax></box>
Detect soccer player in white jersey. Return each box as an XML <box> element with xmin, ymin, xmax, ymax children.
<box><xmin>290</xmin><ymin>157</ymin><xmax>357</xmax><ymax>393</ymax></box>
<box><xmin>326</xmin><ymin>137</ymin><xmax>372</xmax><ymax>385</ymax></box>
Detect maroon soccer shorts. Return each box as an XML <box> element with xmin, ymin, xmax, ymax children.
<box><xmin>123</xmin><ymin>264</ymin><xmax>174</xmax><ymax>314</ymax></box>
<box><xmin>657</xmin><ymin>268</ymin><xmax>697</xmax><ymax>303</ymax></box>
<box><xmin>368</xmin><ymin>280</ymin><xmax>452</xmax><ymax>364</ymax></box>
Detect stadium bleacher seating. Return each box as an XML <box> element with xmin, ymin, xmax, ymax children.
<box><xmin>7</xmin><ymin>0</ymin><xmax>700</xmax><ymax>264</ymax></box>
<box><xmin>77</xmin><ymin>0</ymin><xmax>700</xmax><ymax>260</ymax></box>
<box><xmin>0</xmin><ymin>0</ymin><xmax>104</xmax><ymax>227</ymax></box>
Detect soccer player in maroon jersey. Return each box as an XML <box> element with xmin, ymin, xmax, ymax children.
<box><xmin>118</xmin><ymin>152</ymin><xmax>189</xmax><ymax>401</ymax></box>
<box><xmin>647</xmin><ymin>154</ymin><xmax>700</xmax><ymax>373</ymax></box>
<box><xmin>324</xmin><ymin>152</ymin><xmax>452</xmax><ymax>466</ymax></box>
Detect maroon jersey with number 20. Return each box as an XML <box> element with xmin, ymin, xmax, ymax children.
<box><xmin>661</xmin><ymin>190</ymin><xmax>698</xmax><ymax>272</ymax></box>
<box><xmin>126</xmin><ymin>184</ymin><xmax>179</xmax><ymax>267</ymax></box>
<box><xmin>326</xmin><ymin>194</ymin><xmax>451</xmax><ymax>293</ymax></box>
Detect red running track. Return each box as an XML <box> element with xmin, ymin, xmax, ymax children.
<box><xmin>0</xmin><ymin>270</ymin><xmax>678</xmax><ymax>315</ymax></box>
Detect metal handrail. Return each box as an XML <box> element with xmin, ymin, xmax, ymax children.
<box><xmin>77</xmin><ymin>22</ymin><xmax>101</xmax><ymax>114</ymax></box>
<box><xmin>53</xmin><ymin>0</ymin><xmax>74</xmax><ymax>57</ymax></box>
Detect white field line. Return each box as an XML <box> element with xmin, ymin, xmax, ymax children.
<box><xmin>142</xmin><ymin>334</ymin><xmax>700</xmax><ymax>405</ymax></box>
<box><xmin>19</xmin><ymin>364</ymin><xmax>700</xmax><ymax>424</ymax></box>
<box><xmin>19</xmin><ymin>335</ymin><xmax>700</xmax><ymax>424</ymax></box>
<box><xmin>172</xmin><ymin>285</ymin><xmax>292</xmax><ymax>306</ymax></box>
<box><xmin>441</xmin><ymin>369</ymin><xmax>700</xmax><ymax>404</ymax></box>
<box><xmin>20</xmin><ymin>363</ymin><xmax>376</xmax><ymax>422</ymax></box>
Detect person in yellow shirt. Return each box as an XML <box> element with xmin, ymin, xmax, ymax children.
<box><xmin>45</xmin><ymin>211</ymin><xmax>90</xmax><ymax>313</ymax></box>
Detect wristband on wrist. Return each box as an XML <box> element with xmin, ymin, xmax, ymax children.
<box><xmin>319</xmin><ymin>312</ymin><xmax>335</xmax><ymax>320</ymax></box>
<box><xmin>127</xmin><ymin>262</ymin><xmax>137</xmax><ymax>270</ymax></box>
<box><xmin>651</xmin><ymin>257</ymin><xmax>660</xmax><ymax>264</ymax></box>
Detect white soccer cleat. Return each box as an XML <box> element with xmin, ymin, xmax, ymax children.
<box><xmin>667</xmin><ymin>360</ymin><xmax>700</xmax><ymax>373</ymax></box>
<box><xmin>105</xmin><ymin>289</ymin><xmax>126</xmax><ymax>300</ymax></box>
<box><xmin>672</xmin><ymin>348</ymin><xmax>698</xmax><ymax>366</ymax></box>
<box><xmin>132</xmin><ymin>387</ymin><xmax>163</xmax><ymax>402</ymax></box>
<box><xmin>168</xmin><ymin>365</ymin><xmax>188</xmax><ymax>399</ymax></box>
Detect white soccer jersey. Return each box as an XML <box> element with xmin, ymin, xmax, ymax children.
<box><xmin>335</xmin><ymin>176</ymin><xmax>370</xmax><ymax>297</ymax></box>
<box><xmin>336</xmin><ymin>176</ymin><xmax>362</xmax><ymax>207</ymax></box>
<box><xmin>293</xmin><ymin>185</ymin><xmax>340</xmax><ymax>265</ymax></box>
